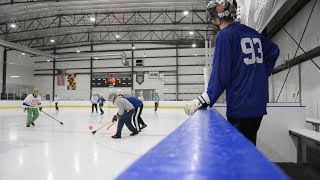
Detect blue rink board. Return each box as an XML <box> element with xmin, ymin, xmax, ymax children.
<box><xmin>117</xmin><ymin>109</ymin><xmax>289</xmax><ymax>180</ymax></box>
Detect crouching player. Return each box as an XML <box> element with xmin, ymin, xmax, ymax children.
<box><xmin>23</xmin><ymin>88</ymin><xmax>42</xmax><ymax>127</ymax></box>
<box><xmin>122</xmin><ymin>95</ymin><xmax>147</xmax><ymax>132</ymax></box>
<box><xmin>108</xmin><ymin>93</ymin><xmax>139</xmax><ymax>139</ymax></box>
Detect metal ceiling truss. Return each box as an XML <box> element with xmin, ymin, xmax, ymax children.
<box><xmin>13</xmin><ymin>29</ymin><xmax>213</xmax><ymax>48</ymax></box>
<box><xmin>0</xmin><ymin>0</ymin><xmax>57</xmax><ymax>6</ymax></box>
<box><xmin>0</xmin><ymin>10</ymin><xmax>207</xmax><ymax>35</ymax></box>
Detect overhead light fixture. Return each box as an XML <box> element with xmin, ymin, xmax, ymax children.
<box><xmin>192</xmin><ymin>43</ymin><xmax>197</xmax><ymax>48</ymax></box>
<box><xmin>143</xmin><ymin>54</ymin><xmax>146</xmax><ymax>57</ymax></box>
<box><xmin>132</xmin><ymin>46</ymin><xmax>136</xmax><ymax>50</ymax></box>
<box><xmin>22</xmin><ymin>52</ymin><xmax>25</xmax><ymax>55</ymax></box>
<box><xmin>10</xmin><ymin>76</ymin><xmax>19</xmax><ymax>78</ymax></box>
<box><xmin>10</xmin><ymin>23</ymin><xmax>16</xmax><ymax>28</ymax></box>
<box><xmin>90</xmin><ymin>17</ymin><xmax>95</xmax><ymax>22</ymax></box>
<box><xmin>47</xmin><ymin>59</ymin><xmax>51</xmax><ymax>62</ymax></box>
<box><xmin>195</xmin><ymin>53</ymin><xmax>198</xmax><ymax>56</ymax></box>
<box><xmin>94</xmin><ymin>57</ymin><xmax>99</xmax><ymax>60</ymax></box>
<box><xmin>50</xmin><ymin>39</ymin><xmax>55</xmax><ymax>43</ymax></box>
<box><xmin>116</xmin><ymin>34</ymin><xmax>120</xmax><ymax>38</ymax></box>
<box><xmin>189</xmin><ymin>31</ymin><xmax>194</xmax><ymax>35</ymax></box>
<box><xmin>183</xmin><ymin>11</ymin><xmax>189</xmax><ymax>15</ymax></box>
<box><xmin>76</xmin><ymin>50</ymin><xmax>80</xmax><ymax>53</ymax></box>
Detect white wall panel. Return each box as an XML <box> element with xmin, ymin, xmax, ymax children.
<box><xmin>178</xmin><ymin>48</ymin><xmax>206</xmax><ymax>56</ymax></box>
<box><xmin>93</xmin><ymin>59</ymin><xmax>127</xmax><ymax>67</ymax></box>
<box><xmin>301</xmin><ymin>56</ymin><xmax>320</xmax><ymax>118</ymax></box>
<box><xmin>56</xmin><ymin>61</ymin><xmax>90</xmax><ymax>69</ymax></box>
<box><xmin>273</xmin><ymin>0</ymin><xmax>320</xmax><ymax>64</ymax></box>
<box><xmin>142</xmin><ymin>58</ymin><xmax>176</xmax><ymax>66</ymax></box>
<box><xmin>178</xmin><ymin>66</ymin><xmax>204</xmax><ymax>74</ymax></box>
<box><xmin>270</xmin><ymin>0</ymin><xmax>320</xmax><ymax>119</ymax></box>
<box><xmin>179</xmin><ymin>75</ymin><xmax>204</xmax><ymax>82</ymax></box>
<box><xmin>55</xmin><ymin>75</ymin><xmax>90</xmax><ymax>101</ymax></box>
<box><xmin>179</xmin><ymin>56</ymin><xmax>205</xmax><ymax>65</ymax></box>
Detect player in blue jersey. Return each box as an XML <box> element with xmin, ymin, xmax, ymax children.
<box><xmin>98</xmin><ymin>94</ymin><xmax>106</xmax><ymax>115</ymax></box>
<box><xmin>184</xmin><ymin>0</ymin><xmax>280</xmax><ymax>145</ymax></box>
<box><xmin>123</xmin><ymin>96</ymin><xmax>147</xmax><ymax>132</ymax></box>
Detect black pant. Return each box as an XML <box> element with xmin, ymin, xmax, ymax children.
<box><xmin>227</xmin><ymin>116</ymin><xmax>263</xmax><ymax>146</ymax></box>
<box><xmin>92</xmin><ymin>104</ymin><xmax>98</xmax><ymax>112</ymax></box>
<box><xmin>133</xmin><ymin>106</ymin><xmax>146</xmax><ymax>131</ymax></box>
<box><xmin>99</xmin><ymin>106</ymin><xmax>104</xmax><ymax>114</ymax></box>
<box><xmin>116</xmin><ymin>109</ymin><xmax>137</xmax><ymax>136</ymax></box>
<box><xmin>154</xmin><ymin>102</ymin><xmax>159</xmax><ymax>111</ymax></box>
<box><xmin>55</xmin><ymin>102</ymin><xmax>59</xmax><ymax>110</ymax></box>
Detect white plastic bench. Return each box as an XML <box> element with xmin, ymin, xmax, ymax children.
<box><xmin>306</xmin><ymin>118</ymin><xmax>320</xmax><ymax>132</ymax></box>
<box><xmin>289</xmin><ymin>128</ymin><xmax>320</xmax><ymax>164</ymax></box>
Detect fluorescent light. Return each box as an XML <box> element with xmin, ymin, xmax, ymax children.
<box><xmin>94</xmin><ymin>57</ymin><xmax>99</xmax><ymax>60</ymax></box>
<box><xmin>10</xmin><ymin>76</ymin><xmax>19</xmax><ymax>78</ymax></box>
<box><xmin>132</xmin><ymin>46</ymin><xmax>136</xmax><ymax>50</ymax></box>
<box><xmin>183</xmin><ymin>11</ymin><xmax>189</xmax><ymax>15</ymax></box>
<box><xmin>47</xmin><ymin>59</ymin><xmax>51</xmax><ymax>62</ymax></box>
<box><xmin>22</xmin><ymin>52</ymin><xmax>26</xmax><ymax>55</ymax></box>
<box><xmin>76</xmin><ymin>50</ymin><xmax>80</xmax><ymax>53</ymax></box>
<box><xmin>90</xmin><ymin>17</ymin><xmax>95</xmax><ymax>22</ymax></box>
<box><xmin>116</xmin><ymin>34</ymin><xmax>120</xmax><ymax>38</ymax></box>
<box><xmin>192</xmin><ymin>43</ymin><xmax>197</xmax><ymax>48</ymax></box>
<box><xmin>50</xmin><ymin>39</ymin><xmax>55</xmax><ymax>43</ymax></box>
<box><xmin>10</xmin><ymin>23</ymin><xmax>16</xmax><ymax>28</ymax></box>
<box><xmin>189</xmin><ymin>31</ymin><xmax>194</xmax><ymax>35</ymax></box>
<box><xmin>143</xmin><ymin>54</ymin><xmax>146</xmax><ymax>57</ymax></box>
<box><xmin>195</xmin><ymin>53</ymin><xmax>198</xmax><ymax>56</ymax></box>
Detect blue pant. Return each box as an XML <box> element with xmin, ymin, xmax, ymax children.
<box><xmin>116</xmin><ymin>109</ymin><xmax>137</xmax><ymax>136</ymax></box>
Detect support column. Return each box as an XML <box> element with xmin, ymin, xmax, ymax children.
<box><xmin>1</xmin><ymin>48</ymin><xmax>7</xmax><ymax>99</ymax></box>
<box><xmin>175</xmin><ymin>44</ymin><xmax>179</xmax><ymax>101</ymax></box>
<box><xmin>131</xmin><ymin>42</ymin><xmax>134</xmax><ymax>94</ymax></box>
<box><xmin>90</xmin><ymin>44</ymin><xmax>93</xmax><ymax>98</ymax></box>
<box><xmin>298</xmin><ymin>63</ymin><xmax>302</xmax><ymax>105</ymax></box>
<box><xmin>52</xmin><ymin>48</ymin><xmax>56</xmax><ymax>100</ymax></box>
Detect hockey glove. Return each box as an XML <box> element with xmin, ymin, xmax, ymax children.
<box><xmin>184</xmin><ymin>92</ymin><xmax>210</xmax><ymax>116</ymax></box>
<box><xmin>112</xmin><ymin>115</ymin><xmax>118</xmax><ymax>122</ymax></box>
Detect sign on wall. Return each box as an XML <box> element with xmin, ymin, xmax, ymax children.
<box><xmin>136</xmin><ymin>71</ymin><xmax>144</xmax><ymax>85</ymax></box>
<box><xmin>92</xmin><ymin>73</ymin><xmax>132</xmax><ymax>87</ymax></box>
<box><xmin>67</xmin><ymin>73</ymin><xmax>77</xmax><ymax>90</ymax></box>
<box><xmin>149</xmin><ymin>71</ymin><xmax>159</xmax><ymax>79</ymax></box>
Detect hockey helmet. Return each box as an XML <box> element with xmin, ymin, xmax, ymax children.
<box><xmin>206</xmin><ymin>0</ymin><xmax>237</xmax><ymax>21</ymax></box>
<box><xmin>108</xmin><ymin>93</ymin><xmax>118</xmax><ymax>103</ymax></box>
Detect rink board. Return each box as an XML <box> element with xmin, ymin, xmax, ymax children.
<box><xmin>117</xmin><ymin>109</ymin><xmax>289</xmax><ymax>180</ymax></box>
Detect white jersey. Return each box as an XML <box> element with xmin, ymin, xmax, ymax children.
<box><xmin>91</xmin><ymin>95</ymin><xmax>99</xmax><ymax>104</ymax></box>
<box><xmin>54</xmin><ymin>96</ymin><xmax>60</xmax><ymax>103</ymax></box>
<box><xmin>23</xmin><ymin>94</ymin><xmax>42</xmax><ymax>109</ymax></box>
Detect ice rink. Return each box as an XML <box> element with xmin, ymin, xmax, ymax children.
<box><xmin>0</xmin><ymin>107</ymin><xmax>188</xmax><ymax>180</ymax></box>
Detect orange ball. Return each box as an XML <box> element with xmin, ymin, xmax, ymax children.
<box><xmin>88</xmin><ymin>124</ymin><xmax>93</xmax><ymax>130</ymax></box>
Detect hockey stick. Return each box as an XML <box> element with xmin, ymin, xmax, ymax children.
<box><xmin>106</xmin><ymin>121</ymin><xmax>116</xmax><ymax>130</ymax></box>
<box><xmin>41</xmin><ymin>110</ymin><xmax>64</xmax><ymax>125</ymax></box>
<box><xmin>92</xmin><ymin>120</ymin><xmax>113</xmax><ymax>135</ymax></box>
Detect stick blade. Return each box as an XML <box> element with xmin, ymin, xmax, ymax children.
<box><xmin>60</xmin><ymin>122</ymin><xmax>64</xmax><ymax>125</ymax></box>
<box><xmin>92</xmin><ymin>131</ymin><xmax>97</xmax><ymax>135</ymax></box>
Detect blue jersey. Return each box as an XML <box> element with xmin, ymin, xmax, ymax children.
<box><xmin>98</xmin><ymin>98</ymin><xmax>106</xmax><ymax>106</ymax></box>
<box><xmin>125</xmin><ymin>97</ymin><xmax>143</xmax><ymax>109</ymax></box>
<box><xmin>207</xmin><ymin>22</ymin><xmax>279</xmax><ymax>118</ymax></box>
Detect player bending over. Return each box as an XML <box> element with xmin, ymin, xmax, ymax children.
<box><xmin>122</xmin><ymin>95</ymin><xmax>147</xmax><ymax>132</ymax></box>
<box><xmin>109</xmin><ymin>93</ymin><xmax>139</xmax><ymax>139</ymax></box>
